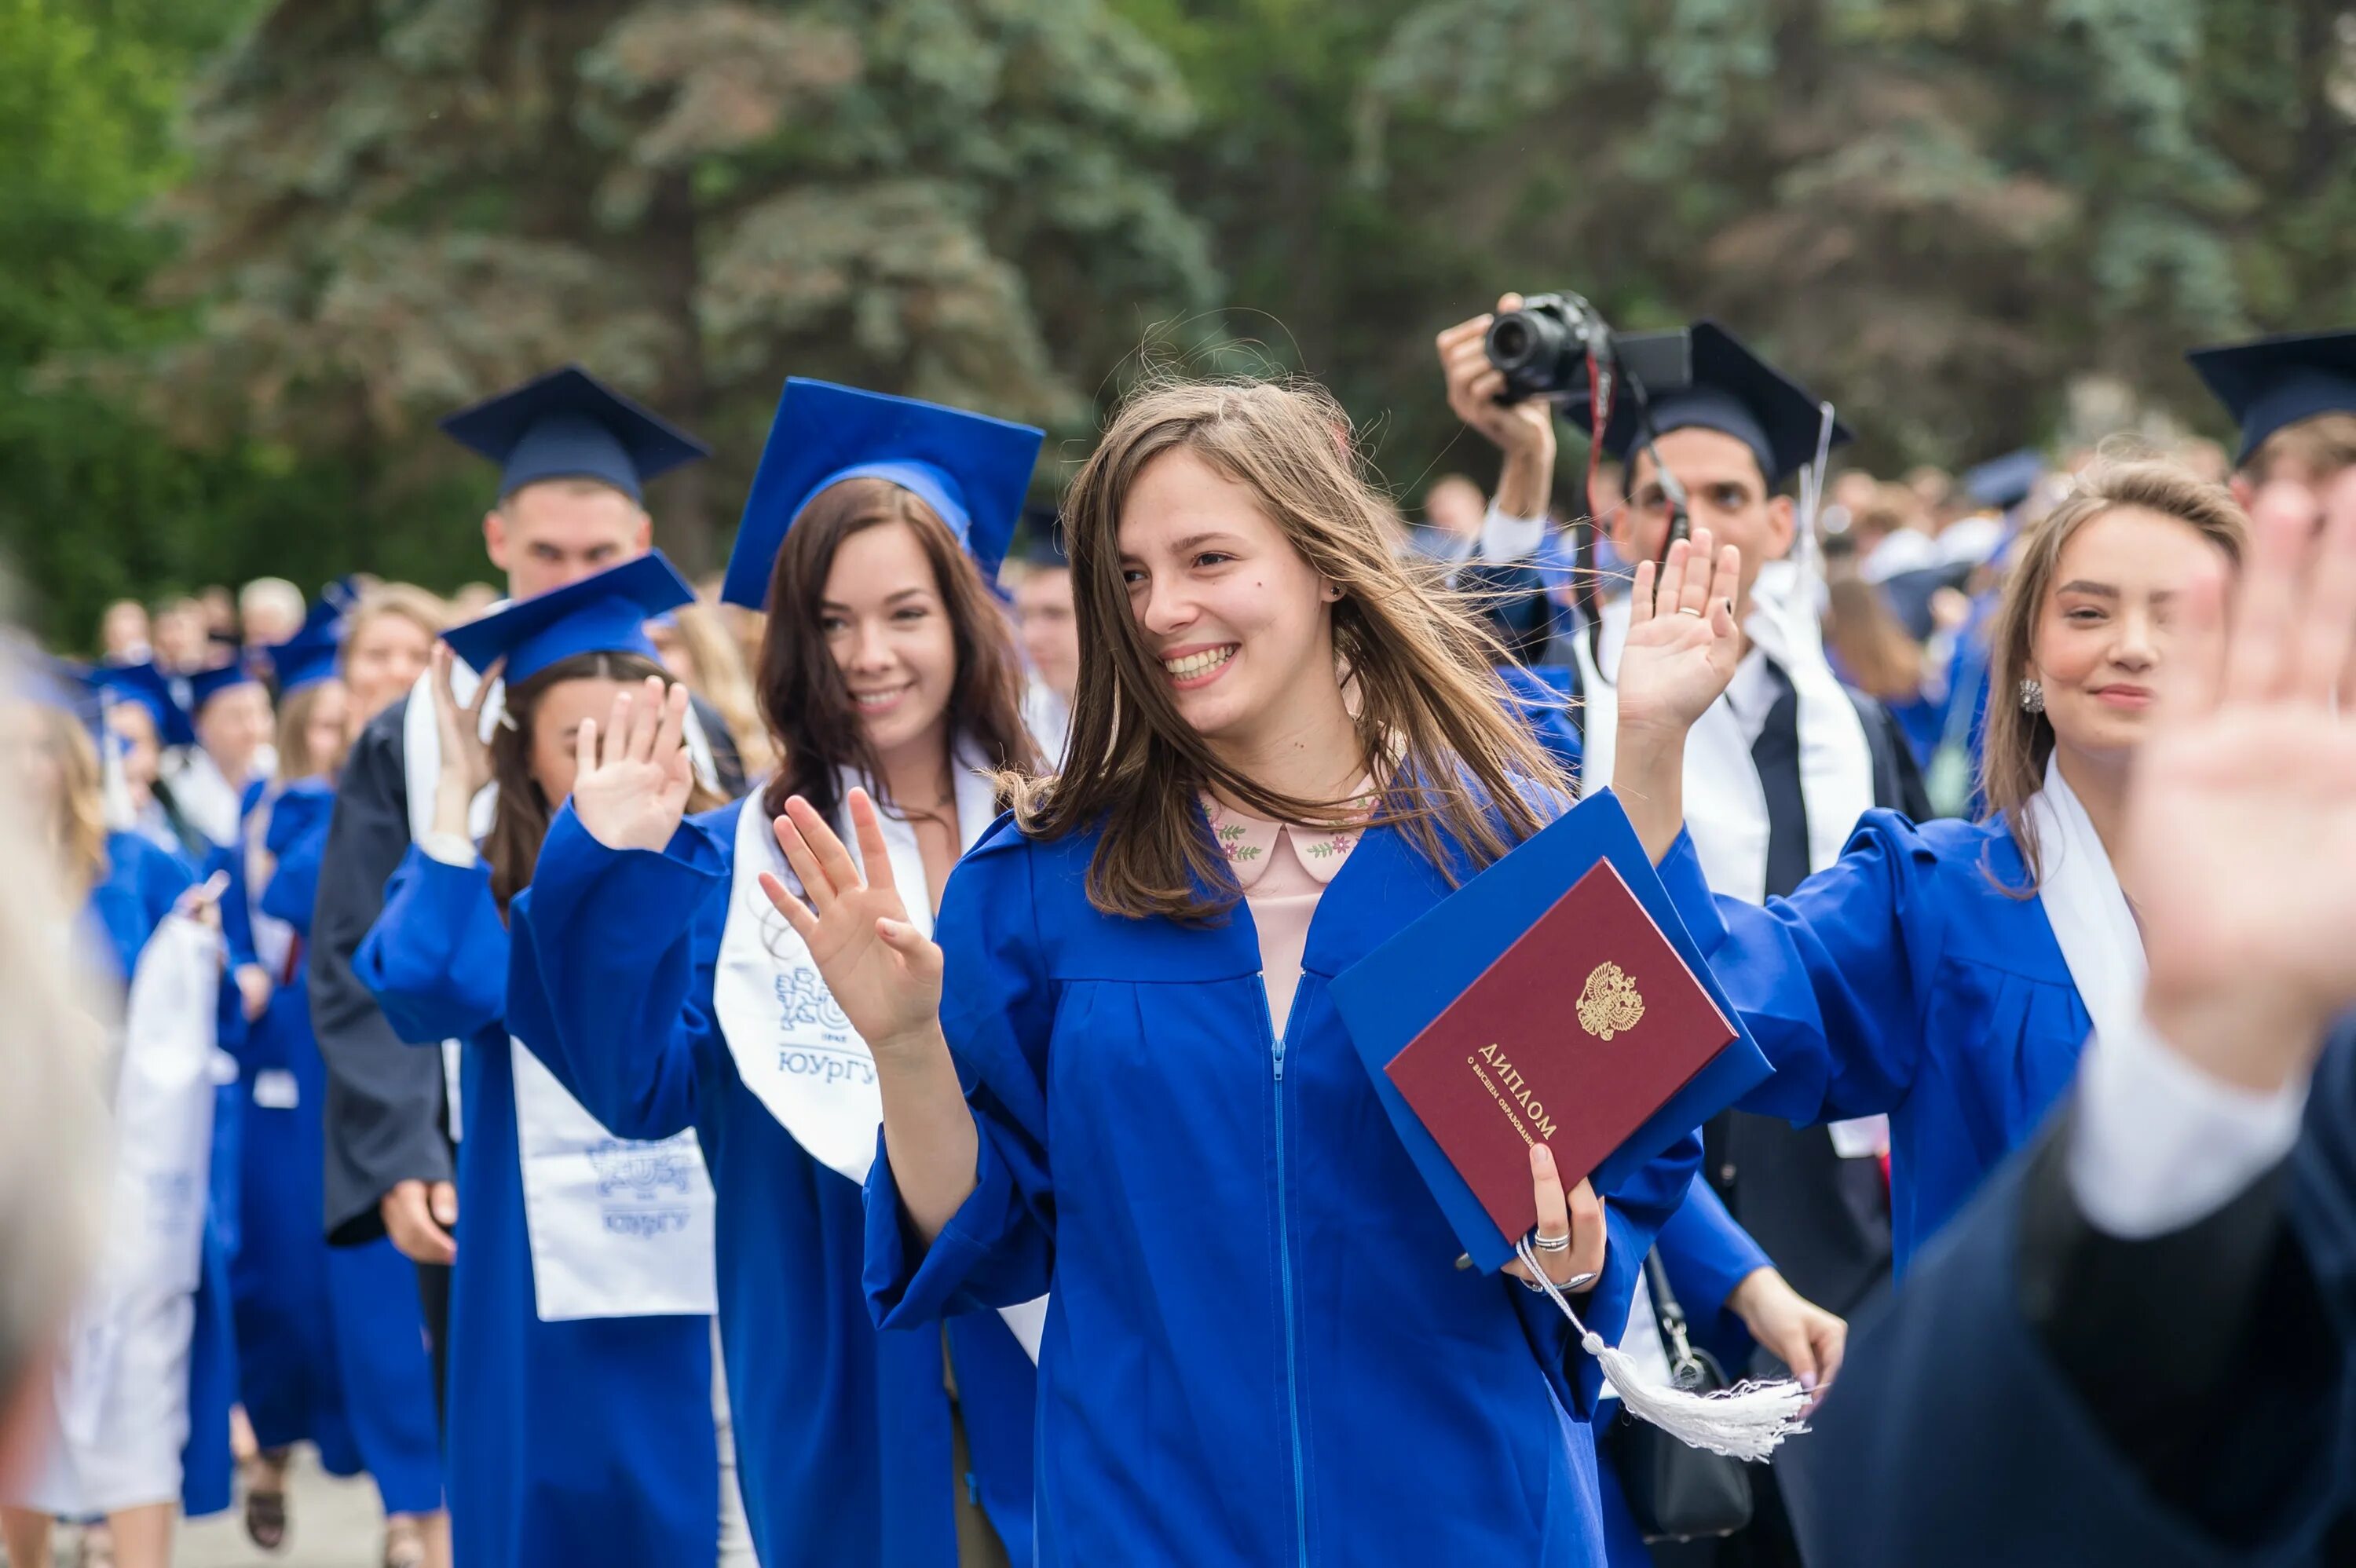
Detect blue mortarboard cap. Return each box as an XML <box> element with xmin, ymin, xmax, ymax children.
<box><xmin>94</xmin><ymin>662</ymin><xmax>195</xmax><ymax>747</ymax></box>
<box><xmin>1962</xmin><ymin>448</ymin><xmax>2044</xmax><ymax>511</ymax></box>
<box><xmin>441</xmin><ymin>551</ymin><xmax>695</xmax><ymax>686</ymax></box>
<box><xmin>16</xmin><ymin>654</ymin><xmax>104</xmax><ymax>733</ymax></box>
<box><xmin>320</xmin><ymin>576</ymin><xmax>363</xmax><ymax>616</ymax></box>
<box><xmin>2186</xmin><ymin>329</ymin><xmax>2356</xmax><ymax>466</ymax></box>
<box><xmin>439</xmin><ymin>365</ymin><xmax>709</xmax><ymax>505</ymax></box>
<box><xmin>187</xmin><ymin>660</ymin><xmax>264</xmax><ymax>715</ymax></box>
<box><xmin>265</xmin><ymin>630</ymin><xmax>342</xmax><ymax>696</ymax></box>
<box><xmin>1591</xmin><ymin>322</ymin><xmax>1851</xmax><ymax>485</ymax></box>
<box><xmin>722</xmin><ymin>380</ymin><xmax>1044</xmax><ymax>610</ymax></box>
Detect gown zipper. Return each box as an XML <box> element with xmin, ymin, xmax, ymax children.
<box><xmin>1259</xmin><ymin>975</ymin><xmax>1312</xmax><ymax>1567</ymax></box>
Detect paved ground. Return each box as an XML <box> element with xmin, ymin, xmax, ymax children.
<box><xmin>0</xmin><ymin>1448</ymin><xmax>386</xmax><ymax>1568</ymax></box>
<box><xmin>180</xmin><ymin>1449</ymin><xmax>385</xmax><ymax>1568</ymax></box>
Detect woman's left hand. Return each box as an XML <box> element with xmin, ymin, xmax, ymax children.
<box><xmin>1613</xmin><ymin>528</ymin><xmax>1745</xmax><ymax>742</ymax></box>
<box><xmin>1502</xmin><ymin>1143</ymin><xmax>1608</xmax><ymax>1292</ymax></box>
<box><xmin>1726</xmin><ymin>1266</ymin><xmax>1846</xmax><ymax>1402</ymax></box>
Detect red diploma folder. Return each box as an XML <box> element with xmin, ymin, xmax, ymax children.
<box><xmin>1381</xmin><ymin>857</ymin><xmax>1736</xmax><ymax>1246</ymax></box>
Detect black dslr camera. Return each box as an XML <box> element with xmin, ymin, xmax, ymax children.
<box><xmin>1483</xmin><ymin>292</ymin><xmax>1690</xmax><ymax>406</ymax></box>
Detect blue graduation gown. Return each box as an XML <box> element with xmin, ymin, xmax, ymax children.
<box><xmin>506</xmin><ymin>799</ymin><xmax>1037</xmax><ymax>1568</ymax></box>
<box><xmin>356</xmin><ymin>846</ymin><xmax>718</xmax><ymax>1568</ymax></box>
<box><xmin>1662</xmin><ymin>809</ymin><xmax>2090</xmax><ymax>1274</ymax></box>
<box><xmin>859</xmin><ymin>808</ymin><xmax>1700</xmax><ymax>1566</ymax></box>
<box><xmin>82</xmin><ymin>832</ymin><xmax>238</xmax><ymax>1519</ymax></box>
<box><xmin>1498</xmin><ymin>663</ymin><xmax>1584</xmax><ymax>773</ymax></box>
<box><xmin>232</xmin><ymin>784</ymin><xmax>443</xmax><ymax>1514</ymax></box>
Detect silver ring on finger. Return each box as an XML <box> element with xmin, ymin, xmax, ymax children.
<box><xmin>1531</xmin><ymin>1230</ymin><xmax>1573</xmax><ymax>1254</ymax></box>
<box><xmin>1677</xmin><ymin>606</ymin><xmax>1705</xmax><ymax>617</ymax></box>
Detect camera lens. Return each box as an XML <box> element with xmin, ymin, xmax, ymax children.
<box><xmin>1489</xmin><ymin>316</ymin><xmax>1538</xmax><ymax>368</ymax></box>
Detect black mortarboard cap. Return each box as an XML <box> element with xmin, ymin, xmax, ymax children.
<box><xmin>2186</xmin><ymin>328</ymin><xmax>2356</xmax><ymax>466</ymax></box>
<box><xmin>440</xmin><ymin>365</ymin><xmax>709</xmax><ymax>504</ymax></box>
<box><xmin>1590</xmin><ymin>321</ymin><xmax>1851</xmax><ymax>486</ymax></box>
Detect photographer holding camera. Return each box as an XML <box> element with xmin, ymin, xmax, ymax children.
<box><xmin>1436</xmin><ymin>299</ymin><xmax>1927</xmax><ymax>1568</ymax></box>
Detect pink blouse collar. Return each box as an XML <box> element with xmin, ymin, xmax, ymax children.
<box><xmin>1203</xmin><ymin>782</ymin><xmax>1376</xmax><ymax>889</ymax></box>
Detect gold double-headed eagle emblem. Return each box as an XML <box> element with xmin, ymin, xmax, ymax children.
<box><xmin>1577</xmin><ymin>961</ymin><xmax>1645</xmax><ymax>1040</ymax></box>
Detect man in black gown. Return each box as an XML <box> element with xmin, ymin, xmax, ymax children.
<box><xmin>311</xmin><ymin>367</ymin><xmax>745</xmax><ymax>1415</ymax></box>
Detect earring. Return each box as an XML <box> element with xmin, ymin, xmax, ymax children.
<box><xmin>2018</xmin><ymin>678</ymin><xmax>2045</xmax><ymax>715</ymax></box>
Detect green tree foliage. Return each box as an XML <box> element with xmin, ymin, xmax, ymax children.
<box><xmin>1340</xmin><ymin>0</ymin><xmax>2356</xmax><ymax>478</ymax></box>
<box><xmin>8</xmin><ymin>0</ymin><xmax>2352</xmax><ymax>625</ymax></box>
<box><xmin>138</xmin><ymin>0</ymin><xmax>1219</xmax><ymax>572</ymax></box>
<box><xmin>0</xmin><ymin>0</ymin><xmax>316</xmax><ymax>649</ymax></box>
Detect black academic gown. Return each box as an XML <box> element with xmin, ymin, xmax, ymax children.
<box><xmin>1796</xmin><ymin>1023</ymin><xmax>2356</xmax><ymax>1566</ymax></box>
<box><xmin>1707</xmin><ymin>673</ymin><xmax>1924</xmax><ymax>1333</ymax></box>
<box><xmin>313</xmin><ymin>691</ymin><xmax>745</xmax><ymax>1245</ymax></box>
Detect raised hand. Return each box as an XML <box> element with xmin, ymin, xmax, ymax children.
<box><xmin>759</xmin><ymin>790</ymin><xmax>944</xmax><ymax>1057</ymax></box>
<box><xmin>1438</xmin><ymin>293</ymin><xmax>1559</xmax><ymax>461</ymax></box>
<box><xmin>570</xmin><ymin>677</ymin><xmax>694</xmax><ymax>853</ymax></box>
<box><xmin>2124</xmin><ymin>473</ymin><xmax>2356</xmax><ymax>1092</ymax></box>
<box><xmin>429</xmin><ymin>643</ymin><xmax>497</xmax><ymax>841</ymax></box>
<box><xmin>1612</xmin><ymin>528</ymin><xmax>1744</xmax><ymax>741</ymax></box>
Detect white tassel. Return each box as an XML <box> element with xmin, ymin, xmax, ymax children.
<box><xmin>1516</xmin><ymin>1237</ymin><xmax>1810</xmax><ymax>1463</ymax></box>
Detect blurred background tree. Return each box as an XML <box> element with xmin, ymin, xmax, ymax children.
<box><xmin>3</xmin><ymin>0</ymin><xmax>2351</xmax><ymax>648</ymax></box>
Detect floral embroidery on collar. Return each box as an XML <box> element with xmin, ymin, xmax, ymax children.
<box><xmin>1202</xmin><ymin>783</ymin><xmax>1375</xmax><ymax>889</ymax></box>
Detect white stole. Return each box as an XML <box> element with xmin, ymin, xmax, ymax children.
<box><xmin>400</xmin><ymin>656</ymin><xmax>726</xmax><ymax>1143</ymax></box>
<box><xmin>62</xmin><ymin>912</ymin><xmax>221</xmax><ymax>1447</ymax></box>
<box><xmin>507</xmin><ymin>1040</ymin><xmax>719</xmax><ymax>1321</ymax></box>
<box><xmin>2021</xmin><ymin>754</ymin><xmax>2146</xmax><ymax>1056</ymax></box>
<box><xmin>163</xmin><ymin>747</ymin><xmax>247</xmax><ymax>849</ymax></box>
<box><xmin>711</xmin><ymin>746</ymin><xmax>1046</xmax><ymax>1362</ymax></box>
<box><xmin>400</xmin><ymin>660</ymin><xmax>723</xmax><ymax>1320</ymax></box>
<box><xmin>1573</xmin><ymin>580</ymin><xmax>1876</xmax><ymax>905</ymax></box>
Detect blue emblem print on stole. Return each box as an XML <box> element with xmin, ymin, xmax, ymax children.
<box><xmin>146</xmin><ymin>1171</ymin><xmax>198</xmax><ymax>1237</ymax></box>
<box><xmin>772</xmin><ymin>967</ymin><xmax>875</xmax><ymax>1088</ymax></box>
<box><xmin>587</xmin><ymin>1138</ymin><xmax>696</xmax><ymax>1238</ymax></box>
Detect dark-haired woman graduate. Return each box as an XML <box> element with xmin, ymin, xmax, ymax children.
<box><xmin>505</xmin><ymin>382</ymin><xmax>1044</xmax><ymax>1566</ymax></box>
<box><xmin>600</xmin><ymin>378</ymin><xmax>1701</xmax><ymax>1563</ymax></box>
<box><xmin>0</xmin><ymin>670</ymin><xmax>235</xmax><ymax>1568</ymax></box>
<box><xmin>355</xmin><ymin>556</ymin><xmax>727</xmax><ymax>1568</ymax></box>
<box><xmin>229</xmin><ymin>627</ymin><xmax>447</xmax><ymax>1567</ymax></box>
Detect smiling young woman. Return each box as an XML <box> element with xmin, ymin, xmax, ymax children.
<box><xmin>1608</xmin><ymin>458</ymin><xmax>2251</xmax><ymax>1277</ymax></box>
<box><xmin>734</xmin><ymin>375</ymin><xmax>1705</xmax><ymax>1566</ymax></box>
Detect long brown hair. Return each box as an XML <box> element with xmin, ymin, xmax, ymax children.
<box><xmin>273</xmin><ymin>680</ymin><xmax>349</xmax><ymax>784</ymax></box>
<box><xmin>481</xmin><ymin>651</ymin><xmax>723</xmax><ymax>914</ymax></box>
<box><xmin>755</xmin><ymin>477</ymin><xmax>1036</xmax><ymax>828</ymax></box>
<box><xmin>664</xmin><ymin>601</ymin><xmax>778</xmax><ymax>778</ymax></box>
<box><xmin>1980</xmin><ymin>458</ymin><xmax>2247</xmax><ymax>889</ymax></box>
<box><xmin>1011</xmin><ymin>376</ymin><xmax>1568</xmax><ymax>923</ymax></box>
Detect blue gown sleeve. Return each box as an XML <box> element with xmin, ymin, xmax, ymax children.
<box><xmin>1659</xmin><ymin>810</ymin><xmax>1939</xmax><ymax>1128</ymax></box>
<box><xmin>209</xmin><ymin>839</ymin><xmax>261</xmax><ymax>974</ymax></box>
<box><xmin>353</xmin><ymin>843</ymin><xmax>511</xmax><ymax>1044</ymax></box>
<box><xmin>864</xmin><ymin>824</ymin><xmax>1058</xmax><ymax>1327</ymax></box>
<box><xmin>257</xmin><ymin>784</ymin><xmax>333</xmax><ymax>936</ymax></box>
<box><xmin>503</xmin><ymin>803</ymin><xmax>720</xmax><ymax>1142</ymax></box>
<box><xmin>1655</xmin><ymin>1175</ymin><xmax>1772</xmax><ymax>1367</ymax></box>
